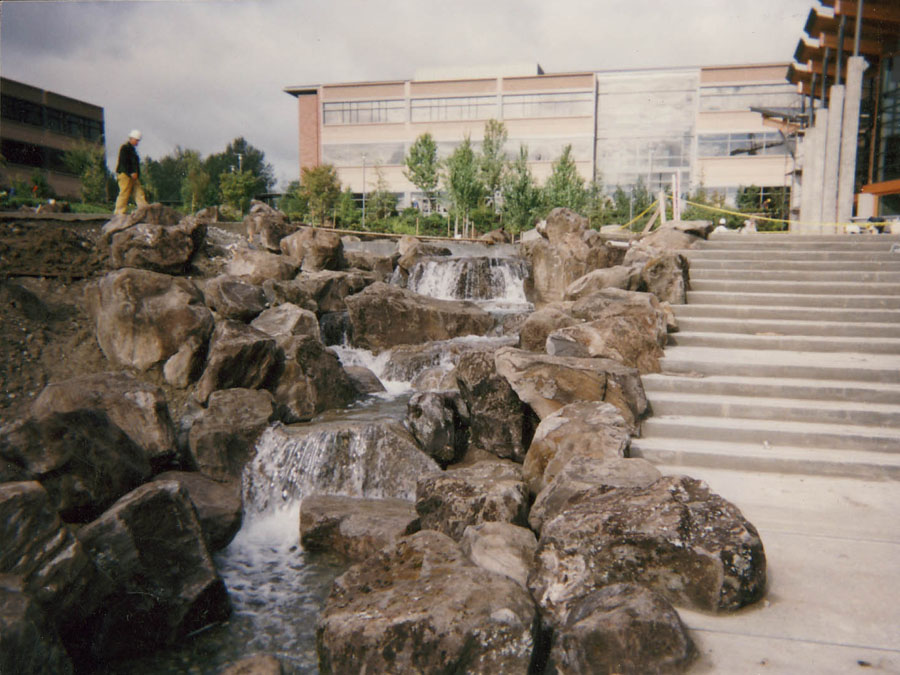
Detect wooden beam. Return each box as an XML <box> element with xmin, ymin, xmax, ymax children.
<box><xmin>818</xmin><ymin>32</ymin><xmax>883</xmax><ymax>56</ymax></box>
<box><xmin>861</xmin><ymin>178</ymin><xmax>900</xmax><ymax>196</ymax></box>
<box><xmin>834</xmin><ymin>0</ymin><xmax>900</xmax><ymax>26</ymax></box>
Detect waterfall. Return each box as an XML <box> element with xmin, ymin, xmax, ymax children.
<box><xmin>406</xmin><ymin>256</ymin><xmax>530</xmax><ymax>306</ymax></box>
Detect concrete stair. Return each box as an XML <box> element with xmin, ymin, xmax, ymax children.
<box><xmin>631</xmin><ymin>233</ymin><xmax>900</xmax><ymax>479</ymax></box>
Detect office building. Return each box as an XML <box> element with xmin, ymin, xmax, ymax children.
<box><xmin>286</xmin><ymin>62</ymin><xmax>802</xmax><ymax>212</ymax></box>
<box><xmin>1</xmin><ymin>77</ymin><xmax>106</xmax><ymax>199</ymax></box>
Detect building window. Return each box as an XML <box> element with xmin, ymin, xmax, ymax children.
<box><xmin>502</xmin><ymin>91</ymin><xmax>593</xmax><ymax>119</ymax></box>
<box><xmin>410</xmin><ymin>96</ymin><xmax>497</xmax><ymax>122</ymax></box>
<box><xmin>698</xmin><ymin>132</ymin><xmax>790</xmax><ymax>157</ymax></box>
<box><xmin>322</xmin><ymin>99</ymin><xmax>406</xmax><ymax>125</ymax></box>
<box><xmin>1</xmin><ymin>94</ymin><xmax>104</xmax><ymax>142</ymax></box>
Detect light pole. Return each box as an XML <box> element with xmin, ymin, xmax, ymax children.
<box><xmin>361</xmin><ymin>153</ymin><xmax>367</xmax><ymax>228</ymax></box>
<box><xmin>237</xmin><ymin>153</ymin><xmax>243</xmax><ymax>173</ymax></box>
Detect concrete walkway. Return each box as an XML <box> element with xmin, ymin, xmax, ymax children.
<box><xmin>635</xmin><ymin>233</ymin><xmax>900</xmax><ymax>673</ymax></box>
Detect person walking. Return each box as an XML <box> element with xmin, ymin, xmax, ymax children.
<box><xmin>114</xmin><ymin>129</ymin><xmax>148</xmax><ymax>214</ymax></box>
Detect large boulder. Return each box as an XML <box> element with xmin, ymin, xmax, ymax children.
<box><xmin>299</xmin><ymin>494</ymin><xmax>418</xmax><ymax>561</ymax></box>
<box><xmin>518</xmin><ymin>304</ymin><xmax>578</xmax><ymax>352</ymax></box>
<box><xmin>405</xmin><ymin>390</ymin><xmax>469</xmax><ymax>466</ymax></box>
<box><xmin>224</xmin><ymin>245</ymin><xmax>299</xmax><ymax>285</ymax></box>
<box><xmin>529</xmin><ymin>456</ymin><xmax>662</xmax><ymax>534</ymax></box>
<box><xmin>203</xmin><ymin>275</ymin><xmax>268</xmax><ymax>321</ymax></box>
<box><xmin>153</xmin><ymin>471</ymin><xmax>243</xmax><ymax>552</ymax></box>
<box><xmin>102</xmin><ymin>204</ymin><xmax>207</xmax><ymax>274</ymax></box>
<box><xmin>0</xmin><ymin>411</ymin><xmax>151</xmax><ymax>522</ymax></box>
<box><xmin>548</xmin><ymin>583</ymin><xmax>696</xmax><ymax>674</ymax></box>
<box><xmin>244</xmin><ymin>200</ymin><xmax>295</xmax><ymax>252</ymax></box>
<box><xmin>345</xmin><ymin>282</ymin><xmax>494</xmax><ymax>352</ymax></box>
<box><xmin>86</xmin><ymin>268</ymin><xmax>214</xmax><ymax>372</ymax></box>
<box><xmin>0</xmin><ymin>482</ymin><xmax>106</xmax><ymax>645</ymax></box>
<box><xmin>640</xmin><ymin>251</ymin><xmax>691</xmax><ymax>305</ymax></box>
<box><xmin>30</xmin><ymin>371</ymin><xmax>178</xmax><ymax>471</ymax></box>
<box><xmin>280</xmin><ymin>227</ymin><xmax>343</xmax><ymax>271</ymax></box>
<box><xmin>528</xmin><ymin>475</ymin><xmax>767</xmax><ymax>615</ymax></box>
<box><xmin>415</xmin><ymin>460</ymin><xmax>529</xmax><ymax>541</ymax></box>
<box><xmin>563</xmin><ymin>264</ymin><xmax>644</xmax><ymax>300</ymax></box>
<box><xmin>272</xmin><ymin>336</ymin><xmax>358</xmax><ymax>423</ymax></box>
<box><xmin>455</xmin><ymin>350</ymin><xmax>533</xmax><ymax>462</ymax></box>
<box><xmin>194</xmin><ymin>320</ymin><xmax>280</xmax><ymax>404</ymax></box>
<box><xmin>524</xmin><ymin>208</ymin><xmax>623</xmax><ymax>305</ymax></box>
<box><xmin>342</xmin><ymin>248</ymin><xmax>397</xmax><ymax>281</ymax></box>
<box><xmin>380</xmin><ymin>336</ymin><xmax>515</xmax><ymax>383</ymax></box>
<box><xmin>494</xmin><ymin>347</ymin><xmax>648</xmax><ymax>427</ymax></box>
<box><xmin>459</xmin><ymin>522</ymin><xmax>538</xmax><ymax>588</ymax></box>
<box><xmin>522</xmin><ymin>401</ymin><xmax>633</xmax><ymax>495</ymax></box>
<box><xmin>260</xmin><ymin>278</ymin><xmax>318</xmax><ymax>312</ymax></box>
<box><xmin>291</xmin><ymin>270</ymin><xmax>376</xmax><ymax>313</ymax></box>
<box><xmin>544</xmin><ymin>288</ymin><xmax>670</xmax><ymax>372</ymax></box>
<box><xmin>77</xmin><ymin>481</ymin><xmax>231</xmax><ymax>661</ymax></box>
<box><xmin>0</xmin><ymin>576</ymin><xmax>75</xmax><ymax>675</ymax></box>
<box><xmin>188</xmin><ymin>387</ymin><xmax>277</xmax><ymax>481</ymax></box>
<box><xmin>250</xmin><ymin>303</ymin><xmax>321</xmax><ymax>341</ymax></box>
<box><xmin>243</xmin><ymin>420</ymin><xmax>441</xmax><ymax>511</ymax></box>
<box><xmin>316</xmin><ymin>530</ymin><xmax>537</xmax><ymax>674</ymax></box>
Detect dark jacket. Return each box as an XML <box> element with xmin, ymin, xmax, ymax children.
<box><xmin>116</xmin><ymin>142</ymin><xmax>140</xmax><ymax>177</ymax></box>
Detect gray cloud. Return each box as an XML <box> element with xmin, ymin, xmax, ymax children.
<box><xmin>1</xmin><ymin>0</ymin><xmax>815</xmax><ymax>188</ymax></box>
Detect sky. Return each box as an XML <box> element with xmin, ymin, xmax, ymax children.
<box><xmin>1</xmin><ymin>0</ymin><xmax>816</xmax><ymax>190</ymax></box>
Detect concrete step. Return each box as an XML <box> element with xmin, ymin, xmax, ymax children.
<box><xmin>668</xmin><ymin>331</ymin><xmax>900</xmax><ymax>354</ymax></box>
<box><xmin>696</xmin><ymin>237</ymin><xmax>900</xmax><ymax>251</ymax></box>
<box><xmin>674</xmin><ymin>303</ymin><xmax>900</xmax><ymax>323</ymax></box>
<box><xmin>638</xmin><ymin>415</ymin><xmax>900</xmax><ymax>452</ymax></box>
<box><xmin>641</xmin><ymin>373</ymin><xmax>900</xmax><ymax>405</ymax></box>
<box><xmin>645</xmin><ymin>391</ymin><xmax>900</xmax><ymax>427</ymax></box>
<box><xmin>688</xmin><ymin>259</ymin><xmax>900</xmax><ymax>272</ymax></box>
<box><xmin>689</xmin><ymin>279</ymin><xmax>900</xmax><ymax>295</ymax></box>
<box><xmin>686</xmin><ymin>249</ymin><xmax>900</xmax><ymax>262</ymax></box>
<box><xmin>658</xmin><ymin>346</ymin><xmax>900</xmax><ymax>383</ymax></box>
<box><xmin>685</xmin><ymin>291</ymin><xmax>900</xmax><ymax>309</ymax></box>
<box><xmin>672</xmin><ymin>316</ymin><xmax>900</xmax><ymax>338</ymax></box>
<box><xmin>630</xmin><ymin>436</ymin><xmax>900</xmax><ymax>480</ymax></box>
<box><xmin>690</xmin><ymin>269</ymin><xmax>900</xmax><ymax>283</ymax></box>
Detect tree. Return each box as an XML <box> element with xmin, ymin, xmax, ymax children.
<box><xmin>501</xmin><ymin>145</ymin><xmax>543</xmax><ymax>234</ymax></box>
<box><xmin>62</xmin><ymin>141</ymin><xmax>109</xmax><ymax>203</ymax></box>
<box><xmin>181</xmin><ymin>150</ymin><xmax>210</xmax><ymax>213</ymax></box>
<box><xmin>443</xmin><ymin>136</ymin><xmax>484</xmax><ymax>237</ymax></box>
<box><xmin>368</xmin><ymin>166</ymin><xmax>397</xmax><ymax>222</ymax></box>
<box><xmin>204</xmin><ymin>137</ymin><xmax>275</xmax><ymax>206</ymax></box>
<box><xmin>404</xmin><ymin>133</ymin><xmax>439</xmax><ymax>211</ymax></box>
<box><xmin>219</xmin><ymin>168</ymin><xmax>257</xmax><ymax>215</ymax></box>
<box><xmin>279</xmin><ymin>180</ymin><xmax>309</xmax><ymax>220</ymax></box>
<box><xmin>479</xmin><ymin>119</ymin><xmax>507</xmax><ymax>210</ymax></box>
<box><xmin>335</xmin><ymin>186</ymin><xmax>360</xmax><ymax>227</ymax></box>
<box><xmin>300</xmin><ymin>164</ymin><xmax>341</xmax><ymax>225</ymax></box>
<box><xmin>543</xmin><ymin>144</ymin><xmax>588</xmax><ymax>214</ymax></box>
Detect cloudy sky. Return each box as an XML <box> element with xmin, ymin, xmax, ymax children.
<box><xmin>2</xmin><ymin>0</ymin><xmax>815</xmax><ymax>189</ymax></box>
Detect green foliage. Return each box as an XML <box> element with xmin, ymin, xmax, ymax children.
<box><xmin>219</xmin><ymin>169</ymin><xmax>258</xmax><ymax>215</ymax></box>
<box><xmin>62</xmin><ymin>142</ymin><xmax>109</xmax><ymax>203</ymax></box>
<box><xmin>300</xmin><ymin>164</ymin><xmax>341</xmax><ymax>225</ymax></box>
<box><xmin>443</xmin><ymin>136</ymin><xmax>484</xmax><ymax>234</ymax></box>
<box><xmin>203</xmin><ymin>137</ymin><xmax>275</xmax><ymax>205</ymax></box>
<box><xmin>501</xmin><ymin>145</ymin><xmax>543</xmax><ymax>234</ymax></box>
<box><xmin>335</xmin><ymin>187</ymin><xmax>360</xmax><ymax>227</ymax></box>
<box><xmin>404</xmin><ymin>133</ymin><xmax>439</xmax><ymax>210</ymax></box>
<box><xmin>479</xmin><ymin>119</ymin><xmax>507</xmax><ymax>208</ymax></box>
<box><xmin>279</xmin><ymin>181</ymin><xmax>309</xmax><ymax>221</ymax></box>
<box><xmin>367</xmin><ymin>166</ymin><xmax>397</xmax><ymax>222</ymax></box>
<box><xmin>29</xmin><ymin>169</ymin><xmax>54</xmax><ymax>199</ymax></box>
<box><xmin>181</xmin><ymin>150</ymin><xmax>210</xmax><ymax>213</ymax></box>
<box><xmin>543</xmin><ymin>144</ymin><xmax>587</xmax><ymax>214</ymax></box>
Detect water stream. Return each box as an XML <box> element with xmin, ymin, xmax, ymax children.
<box><xmin>113</xmin><ymin>241</ymin><xmax>531</xmax><ymax>673</ymax></box>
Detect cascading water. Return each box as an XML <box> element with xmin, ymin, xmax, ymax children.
<box><xmin>119</xmin><ymin>239</ymin><xmax>531</xmax><ymax>674</ymax></box>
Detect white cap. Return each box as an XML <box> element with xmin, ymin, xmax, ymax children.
<box><xmin>129</xmin><ymin>129</ymin><xmax>142</xmax><ymax>140</ymax></box>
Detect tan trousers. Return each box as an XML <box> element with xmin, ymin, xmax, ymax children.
<box><xmin>115</xmin><ymin>173</ymin><xmax>149</xmax><ymax>214</ymax></box>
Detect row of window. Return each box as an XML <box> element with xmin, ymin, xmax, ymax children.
<box><xmin>1</xmin><ymin>95</ymin><xmax>105</xmax><ymax>142</ymax></box>
<box><xmin>697</xmin><ymin>132</ymin><xmax>792</xmax><ymax>157</ymax></box>
<box><xmin>322</xmin><ymin>91</ymin><xmax>594</xmax><ymax>126</ymax></box>
<box><xmin>1</xmin><ymin>138</ymin><xmax>74</xmax><ymax>174</ymax></box>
